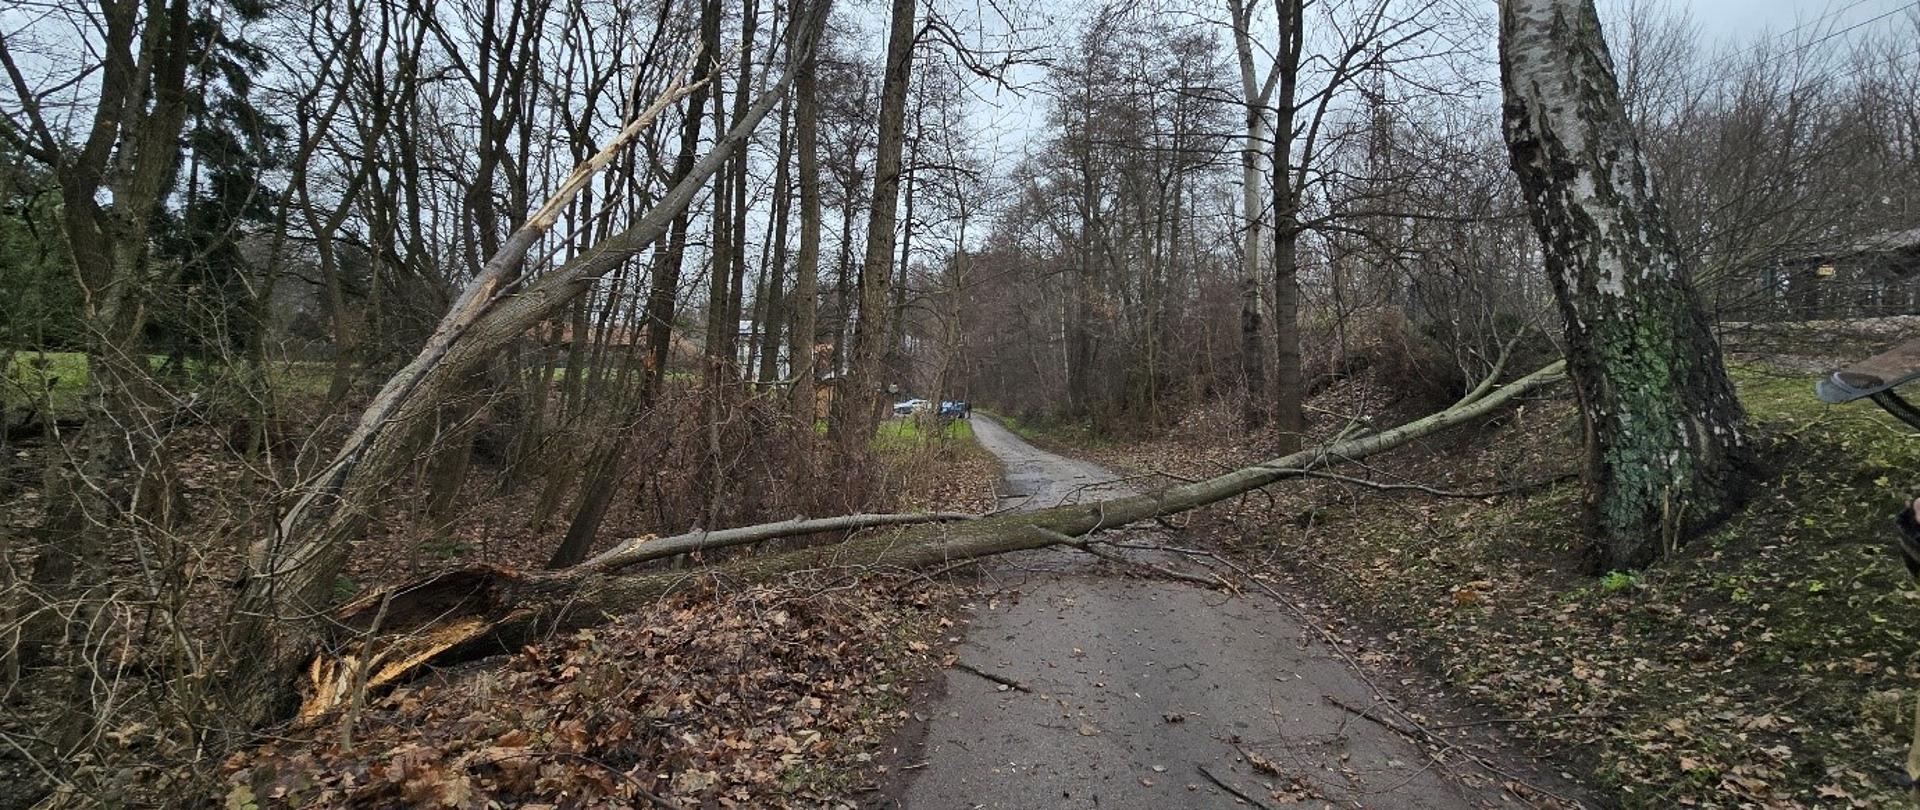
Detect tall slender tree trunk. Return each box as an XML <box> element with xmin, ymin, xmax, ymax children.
<box><xmin>831</xmin><ymin>171</ymin><xmax>859</xmax><ymax>377</ymax></box>
<box><xmin>722</xmin><ymin>0</ymin><xmax>758</xmax><ymax>371</ymax></box>
<box><xmin>787</xmin><ymin>0</ymin><xmax>827</xmax><ymax>424</ymax></box>
<box><xmin>889</xmin><ymin>96</ymin><xmax>921</xmax><ymax>388</ymax></box>
<box><xmin>1271</xmin><ymin>217</ymin><xmax>1305</xmax><ymax>452</ymax></box>
<box><xmin>1239</xmin><ymin>275</ymin><xmax>1266</xmax><ymax>426</ymax></box>
<box><xmin>891</xmin><ymin>157</ymin><xmax>914</xmax><ymax>386</ymax></box>
<box><xmin>641</xmin><ymin>0</ymin><xmax>721</xmax><ymax>393</ymax></box>
<box><xmin>831</xmin><ymin>0</ymin><xmax>917</xmax><ymax>452</ymax></box>
<box><xmin>758</xmin><ymin>94</ymin><xmax>794</xmax><ymax>384</ymax></box>
<box><xmin>1229</xmin><ymin>0</ymin><xmax>1276</xmax><ymax>431</ymax></box>
<box><xmin>703</xmin><ymin>59</ymin><xmax>736</xmax><ymax>522</ymax></box>
<box><xmin>1269</xmin><ymin>0</ymin><xmax>1306</xmax><ymax>452</ymax></box>
<box><xmin>1499</xmin><ymin>0</ymin><xmax>1754</xmax><ymax>571</ymax></box>
<box><xmin>550</xmin><ymin>414</ymin><xmax>631</xmax><ymax>569</ymax></box>
<box><xmin>420</xmin><ymin>379</ymin><xmax>482</xmax><ymax>542</ymax></box>
<box><xmin>704</xmin><ymin>54</ymin><xmax>736</xmax><ymax>384</ymax></box>
<box><xmin>1067</xmin><ymin>259</ymin><xmax>1096</xmax><ymax>418</ymax></box>
<box><xmin>1065</xmin><ymin>129</ymin><xmax>1099</xmax><ymax>419</ymax></box>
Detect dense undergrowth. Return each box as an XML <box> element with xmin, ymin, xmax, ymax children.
<box><xmin>1038</xmin><ymin>361</ymin><xmax>1920</xmax><ymax>808</ymax></box>
<box><xmin>2</xmin><ymin>352</ymin><xmax>1001</xmax><ymax>808</ymax></box>
<box><xmin>217</xmin><ymin>421</ymin><xmax>1000</xmax><ymax>809</ymax></box>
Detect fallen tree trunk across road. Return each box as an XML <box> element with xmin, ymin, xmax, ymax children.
<box><xmin>578</xmin><ymin>511</ymin><xmax>980</xmax><ymax>573</ymax></box>
<box><xmin>299</xmin><ymin>360</ymin><xmax>1568</xmax><ymax>720</ymax></box>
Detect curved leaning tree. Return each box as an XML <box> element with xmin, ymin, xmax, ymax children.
<box><xmin>1499</xmin><ymin>0</ymin><xmax>1757</xmax><ymax>572</ymax></box>
<box><xmin>218</xmin><ymin>5</ymin><xmax>829</xmax><ymax>727</ymax></box>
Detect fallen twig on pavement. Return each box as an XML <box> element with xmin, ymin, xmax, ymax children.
<box><xmin>953</xmin><ymin>661</ymin><xmax>1032</xmax><ymax>693</ymax></box>
<box><xmin>1197</xmin><ymin>763</ymin><xmax>1276</xmax><ymax>810</ymax></box>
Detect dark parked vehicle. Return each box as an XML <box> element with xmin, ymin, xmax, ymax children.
<box><xmin>939</xmin><ymin>400</ymin><xmax>971</xmax><ymax>419</ymax></box>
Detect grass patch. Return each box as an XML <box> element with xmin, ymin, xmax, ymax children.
<box><xmin>1381</xmin><ymin>366</ymin><xmax>1919</xmax><ymax>806</ymax></box>
<box><xmin>2</xmin><ymin>350</ymin><xmax>88</xmax><ymax>414</ymax></box>
<box><xmin>873</xmin><ymin>416</ymin><xmax>1000</xmax><ymax>515</ymax></box>
<box><xmin>3</xmin><ymin>350</ymin><xmax>335</xmax><ymax>417</ymax></box>
<box><xmin>872</xmin><ymin>416</ymin><xmax>974</xmax><ymax>455</ymax></box>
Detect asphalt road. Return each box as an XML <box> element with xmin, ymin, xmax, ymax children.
<box><xmin>876</xmin><ymin>416</ymin><xmax>1529</xmax><ymax>810</ymax></box>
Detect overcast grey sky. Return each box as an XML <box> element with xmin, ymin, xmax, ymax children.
<box><xmin>949</xmin><ymin>0</ymin><xmax>1918</xmax><ymax>179</ymax></box>
<box><xmin>1679</xmin><ymin>0</ymin><xmax>1916</xmax><ymax>40</ymax></box>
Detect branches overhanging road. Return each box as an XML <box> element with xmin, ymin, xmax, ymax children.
<box><xmin>292</xmin><ymin>362</ymin><xmax>1567</xmax><ymax>724</ymax></box>
<box><xmin>877</xmin><ymin>415</ymin><xmax>1581</xmax><ymax>809</ymax></box>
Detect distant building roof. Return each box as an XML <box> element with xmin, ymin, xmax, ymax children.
<box><xmin>1837</xmin><ymin>226</ymin><xmax>1920</xmax><ymax>259</ymax></box>
<box><xmin>1785</xmin><ymin>226</ymin><xmax>1920</xmax><ymax>268</ymax></box>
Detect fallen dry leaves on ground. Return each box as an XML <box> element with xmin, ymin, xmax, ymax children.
<box><xmin>226</xmin><ymin>576</ymin><xmax>954</xmax><ymax>809</ymax></box>
<box><xmin>222</xmin><ymin>431</ymin><xmax>999</xmax><ymax>809</ymax></box>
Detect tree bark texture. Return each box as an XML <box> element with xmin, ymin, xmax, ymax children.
<box><xmin>1499</xmin><ymin>0</ymin><xmax>1754</xmax><ymax>571</ymax></box>
<box><xmin>1229</xmin><ymin>0</ymin><xmax>1276</xmax><ymax>432</ymax></box>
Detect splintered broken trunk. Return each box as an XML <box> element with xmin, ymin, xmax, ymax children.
<box><xmin>1499</xmin><ymin>0</ymin><xmax>1753</xmax><ymax>571</ymax></box>
<box><xmin>296</xmin><ymin>361</ymin><xmax>1566</xmax><ymax>719</ymax></box>
<box><xmin>219</xmin><ymin>13</ymin><xmax>831</xmax><ymax>731</ymax></box>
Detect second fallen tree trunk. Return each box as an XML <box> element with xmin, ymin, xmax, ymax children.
<box><xmin>300</xmin><ymin>360</ymin><xmax>1567</xmax><ymax>719</ymax></box>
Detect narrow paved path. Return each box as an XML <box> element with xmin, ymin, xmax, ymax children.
<box><xmin>877</xmin><ymin>416</ymin><xmax>1531</xmax><ymax>809</ymax></box>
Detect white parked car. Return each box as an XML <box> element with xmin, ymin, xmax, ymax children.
<box><xmin>892</xmin><ymin>398</ymin><xmax>931</xmax><ymax>415</ymax></box>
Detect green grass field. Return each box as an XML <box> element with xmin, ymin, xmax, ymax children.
<box><xmin>3</xmin><ymin>351</ymin><xmax>89</xmax><ymax>414</ymax></box>
<box><xmin>3</xmin><ymin>350</ymin><xmax>334</xmax><ymax>417</ymax></box>
<box><xmin>871</xmin><ymin>415</ymin><xmax>974</xmax><ymax>454</ymax></box>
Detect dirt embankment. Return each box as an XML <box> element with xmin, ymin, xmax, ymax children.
<box><xmin>1029</xmin><ymin>353</ymin><xmax>1920</xmax><ymax>808</ymax></box>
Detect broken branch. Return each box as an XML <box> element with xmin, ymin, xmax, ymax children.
<box><xmin>1196</xmin><ymin>763</ymin><xmax>1276</xmax><ymax>810</ymax></box>
<box><xmin>952</xmin><ymin>661</ymin><xmax>1032</xmax><ymax>693</ymax></box>
<box><xmin>580</xmin><ymin>512</ymin><xmax>977</xmax><ymax>573</ymax></box>
<box><xmin>1271</xmin><ymin>469</ymin><xmax>1577</xmax><ymax>499</ymax></box>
